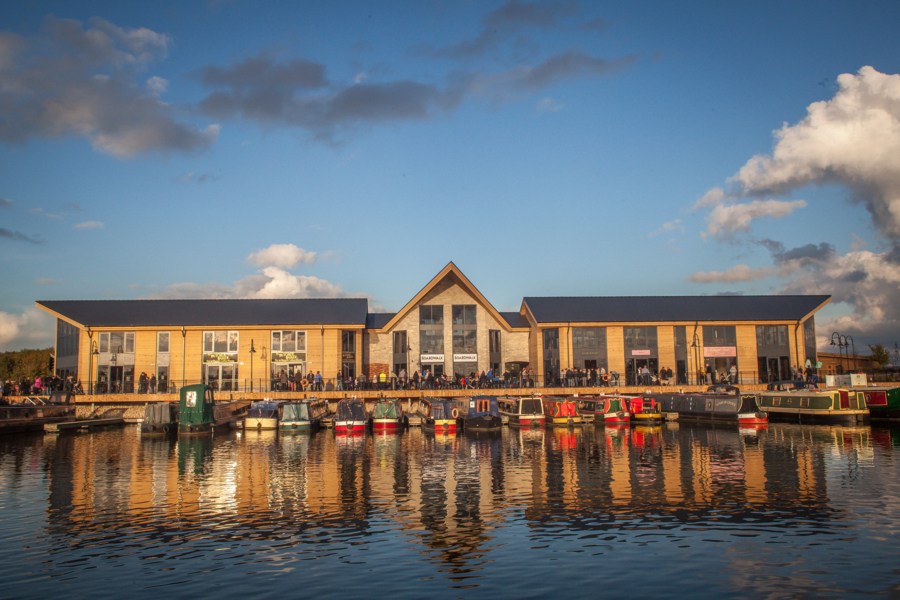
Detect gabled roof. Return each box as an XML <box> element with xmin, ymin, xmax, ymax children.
<box><xmin>36</xmin><ymin>298</ymin><xmax>369</xmax><ymax>328</ymax></box>
<box><xmin>521</xmin><ymin>295</ymin><xmax>831</xmax><ymax>324</ymax></box>
<box><xmin>377</xmin><ymin>262</ymin><xmax>526</xmax><ymax>332</ymax></box>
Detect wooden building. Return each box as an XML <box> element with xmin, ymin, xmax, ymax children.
<box><xmin>36</xmin><ymin>262</ymin><xmax>831</xmax><ymax>391</ymax></box>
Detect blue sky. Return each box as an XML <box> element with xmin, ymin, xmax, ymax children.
<box><xmin>2</xmin><ymin>1</ymin><xmax>899</xmax><ymax>353</ymax></box>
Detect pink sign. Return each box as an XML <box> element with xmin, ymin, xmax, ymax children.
<box><xmin>631</xmin><ymin>349</ymin><xmax>651</xmax><ymax>356</ymax></box>
<box><xmin>704</xmin><ymin>346</ymin><xmax>736</xmax><ymax>358</ymax></box>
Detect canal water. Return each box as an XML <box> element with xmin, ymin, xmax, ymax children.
<box><xmin>1</xmin><ymin>422</ymin><xmax>898</xmax><ymax>598</ymax></box>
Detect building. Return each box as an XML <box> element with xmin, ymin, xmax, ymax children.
<box><xmin>36</xmin><ymin>262</ymin><xmax>830</xmax><ymax>392</ymax></box>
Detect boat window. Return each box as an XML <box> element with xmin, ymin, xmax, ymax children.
<box><xmin>521</xmin><ymin>398</ymin><xmax>542</xmax><ymax>413</ymax></box>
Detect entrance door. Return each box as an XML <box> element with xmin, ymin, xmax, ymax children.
<box><xmin>767</xmin><ymin>358</ymin><xmax>780</xmax><ymax>382</ymax></box>
<box><xmin>110</xmin><ymin>366</ymin><xmax>124</xmax><ymax>393</ymax></box>
<box><xmin>205</xmin><ymin>364</ymin><xmax>238</xmax><ymax>391</ymax></box>
<box><xmin>627</xmin><ymin>358</ymin><xmax>658</xmax><ymax>386</ymax></box>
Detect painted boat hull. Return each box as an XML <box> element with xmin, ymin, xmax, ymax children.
<box><xmin>244</xmin><ymin>416</ymin><xmax>278</xmax><ymax>430</ymax></box>
<box><xmin>372</xmin><ymin>418</ymin><xmax>402</xmax><ymax>432</ymax></box>
<box><xmin>424</xmin><ymin>418</ymin><xmax>457</xmax><ymax>434</ymax></box>
<box><xmin>334</xmin><ymin>420</ymin><xmax>366</xmax><ymax>435</ymax></box>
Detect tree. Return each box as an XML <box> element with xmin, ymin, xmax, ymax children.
<box><xmin>868</xmin><ymin>344</ymin><xmax>891</xmax><ymax>368</ymax></box>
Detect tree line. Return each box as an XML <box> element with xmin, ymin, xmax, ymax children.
<box><xmin>0</xmin><ymin>348</ymin><xmax>53</xmax><ymax>383</ymax></box>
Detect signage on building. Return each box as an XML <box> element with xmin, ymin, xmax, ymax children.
<box><xmin>272</xmin><ymin>352</ymin><xmax>306</xmax><ymax>363</ymax></box>
<box><xmin>631</xmin><ymin>349</ymin><xmax>651</xmax><ymax>357</ymax></box>
<box><xmin>453</xmin><ymin>353</ymin><xmax>477</xmax><ymax>362</ymax></box>
<box><xmin>203</xmin><ymin>352</ymin><xmax>237</xmax><ymax>363</ymax></box>
<box><xmin>704</xmin><ymin>346</ymin><xmax>736</xmax><ymax>358</ymax></box>
<box><xmin>420</xmin><ymin>354</ymin><xmax>445</xmax><ymax>364</ymax></box>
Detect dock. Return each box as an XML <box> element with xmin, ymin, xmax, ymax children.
<box><xmin>44</xmin><ymin>417</ymin><xmax>126</xmax><ymax>433</ymax></box>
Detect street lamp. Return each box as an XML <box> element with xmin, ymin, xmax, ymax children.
<box><xmin>249</xmin><ymin>339</ymin><xmax>256</xmax><ymax>392</ymax></box>
<box><xmin>89</xmin><ymin>340</ymin><xmax>99</xmax><ymax>395</ymax></box>
<box><xmin>690</xmin><ymin>331</ymin><xmax>701</xmax><ymax>385</ymax></box>
<box><xmin>845</xmin><ymin>335</ymin><xmax>856</xmax><ymax>371</ymax></box>
<box><xmin>261</xmin><ymin>346</ymin><xmax>268</xmax><ymax>391</ymax></box>
<box><xmin>830</xmin><ymin>332</ymin><xmax>847</xmax><ymax>373</ymax></box>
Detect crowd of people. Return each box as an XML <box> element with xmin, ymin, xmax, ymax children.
<box><xmin>1</xmin><ymin>374</ymin><xmax>82</xmax><ymax>400</ymax></box>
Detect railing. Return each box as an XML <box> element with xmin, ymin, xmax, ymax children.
<box><xmin>6</xmin><ymin>369</ymin><xmax>854</xmax><ymax>400</ymax></box>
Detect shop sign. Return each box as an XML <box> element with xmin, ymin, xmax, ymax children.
<box><xmin>203</xmin><ymin>352</ymin><xmax>237</xmax><ymax>363</ymax></box>
<box><xmin>453</xmin><ymin>353</ymin><xmax>477</xmax><ymax>362</ymax></box>
<box><xmin>420</xmin><ymin>354</ymin><xmax>445</xmax><ymax>364</ymax></box>
<box><xmin>631</xmin><ymin>349</ymin><xmax>651</xmax><ymax>357</ymax></box>
<box><xmin>703</xmin><ymin>346</ymin><xmax>736</xmax><ymax>358</ymax></box>
<box><xmin>341</xmin><ymin>352</ymin><xmax>355</xmax><ymax>360</ymax></box>
<box><xmin>272</xmin><ymin>352</ymin><xmax>306</xmax><ymax>363</ymax></box>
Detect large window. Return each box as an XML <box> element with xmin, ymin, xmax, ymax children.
<box><xmin>624</xmin><ymin>326</ymin><xmax>657</xmax><ymax>349</ymax></box>
<box><xmin>572</xmin><ymin>327</ymin><xmax>607</xmax><ymax>370</ymax></box>
<box><xmin>420</xmin><ymin>305</ymin><xmax>444</xmax><ymax>356</ymax></box>
<box><xmin>420</xmin><ymin>305</ymin><xmax>443</xmax><ymax>325</ymax></box>
<box><xmin>703</xmin><ymin>326</ymin><xmax>736</xmax><ymax>347</ymax></box>
<box><xmin>271</xmin><ymin>330</ymin><xmax>306</xmax><ymax>353</ymax></box>
<box><xmin>452</xmin><ymin>305</ymin><xmax>476</xmax><ymax>325</ymax></box>
<box><xmin>204</xmin><ymin>331</ymin><xmax>239</xmax><ymax>353</ymax></box>
<box><xmin>99</xmin><ymin>331</ymin><xmax>135</xmax><ymax>354</ymax></box>
<box><xmin>420</xmin><ymin>329</ymin><xmax>444</xmax><ymax>354</ymax></box>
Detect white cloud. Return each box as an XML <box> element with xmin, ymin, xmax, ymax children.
<box><xmin>74</xmin><ymin>220</ymin><xmax>105</xmax><ymax>229</ymax></box>
<box><xmin>689</xmin><ymin>264</ymin><xmax>774</xmax><ymax>283</ymax></box>
<box><xmin>693</xmin><ymin>186</ymin><xmax>726</xmax><ymax>210</ymax></box>
<box><xmin>251</xmin><ymin>267</ymin><xmax>343</xmax><ymax>298</ymax></box>
<box><xmin>733</xmin><ymin>66</ymin><xmax>900</xmax><ymax>239</ymax></box>
<box><xmin>246</xmin><ymin>243</ymin><xmax>316</xmax><ymax>269</ymax></box>
<box><xmin>146</xmin><ymin>76</ymin><xmax>168</xmax><ymax>96</ymax></box>
<box><xmin>702</xmin><ymin>198</ymin><xmax>806</xmax><ymax>240</ymax></box>
<box><xmin>647</xmin><ymin>218</ymin><xmax>684</xmax><ymax>238</ymax></box>
<box><xmin>0</xmin><ymin>309</ymin><xmax>54</xmax><ymax>351</ymax></box>
<box><xmin>536</xmin><ymin>97</ymin><xmax>563</xmax><ymax>113</ymax></box>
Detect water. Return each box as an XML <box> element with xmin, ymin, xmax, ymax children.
<box><xmin>1</xmin><ymin>423</ymin><xmax>898</xmax><ymax>598</ymax></box>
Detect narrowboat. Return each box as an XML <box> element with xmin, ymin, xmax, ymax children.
<box><xmin>334</xmin><ymin>397</ymin><xmax>367</xmax><ymax>435</ymax></box>
<box><xmin>756</xmin><ymin>388</ymin><xmax>868</xmax><ymax>424</ymax></box>
<box><xmin>498</xmin><ymin>396</ymin><xmax>545</xmax><ymax>428</ymax></box>
<box><xmin>655</xmin><ymin>386</ymin><xmax>768</xmax><ymax>426</ymax></box>
<box><xmin>423</xmin><ymin>397</ymin><xmax>458</xmax><ymax>434</ymax></box>
<box><xmin>178</xmin><ymin>383</ymin><xmax>249</xmax><ymax>435</ymax></box>
<box><xmin>459</xmin><ymin>396</ymin><xmax>502</xmax><ymax>431</ymax></box>
<box><xmin>627</xmin><ymin>395</ymin><xmax>663</xmax><ymax>425</ymax></box>
<box><xmin>574</xmin><ymin>395</ymin><xmax>630</xmax><ymax>425</ymax></box>
<box><xmin>542</xmin><ymin>396</ymin><xmax>583</xmax><ymax>426</ymax></box>
<box><xmin>370</xmin><ymin>397</ymin><xmax>405</xmax><ymax>432</ymax></box>
<box><xmin>141</xmin><ymin>402</ymin><xmax>177</xmax><ymax>436</ymax></box>
<box><xmin>857</xmin><ymin>386</ymin><xmax>900</xmax><ymax>420</ymax></box>
<box><xmin>244</xmin><ymin>400</ymin><xmax>283</xmax><ymax>430</ymax></box>
<box><xmin>280</xmin><ymin>398</ymin><xmax>327</xmax><ymax>431</ymax></box>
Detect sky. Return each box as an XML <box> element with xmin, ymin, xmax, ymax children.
<box><xmin>1</xmin><ymin>1</ymin><xmax>899</xmax><ymax>356</ymax></box>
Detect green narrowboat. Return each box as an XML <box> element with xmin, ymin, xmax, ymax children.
<box><xmin>857</xmin><ymin>386</ymin><xmax>900</xmax><ymax>420</ymax></box>
<box><xmin>178</xmin><ymin>383</ymin><xmax>249</xmax><ymax>434</ymax></box>
<box><xmin>756</xmin><ymin>388</ymin><xmax>869</xmax><ymax>424</ymax></box>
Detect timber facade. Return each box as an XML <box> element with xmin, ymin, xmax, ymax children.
<box><xmin>36</xmin><ymin>262</ymin><xmax>830</xmax><ymax>393</ymax></box>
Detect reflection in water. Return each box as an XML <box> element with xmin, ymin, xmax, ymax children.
<box><xmin>0</xmin><ymin>422</ymin><xmax>898</xmax><ymax>596</ymax></box>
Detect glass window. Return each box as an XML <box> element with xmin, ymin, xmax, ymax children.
<box><xmin>157</xmin><ymin>332</ymin><xmax>169</xmax><ymax>353</ymax></box>
<box><xmin>271</xmin><ymin>331</ymin><xmax>306</xmax><ymax>352</ymax></box>
<box><xmin>453</xmin><ymin>329</ymin><xmax>477</xmax><ymax>353</ymax></box>
<box><xmin>452</xmin><ymin>305</ymin><xmax>476</xmax><ymax>325</ymax></box>
<box><xmin>420</xmin><ymin>329</ymin><xmax>444</xmax><ymax>354</ymax></box>
<box><xmin>420</xmin><ymin>305</ymin><xmax>443</xmax><ymax>325</ymax></box>
<box><xmin>342</xmin><ymin>330</ymin><xmax>355</xmax><ymax>353</ymax></box>
<box><xmin>703</xmin><ymin>326</ymin><xmax>736</xmax><ymax>347</ymax></box>
<box><xmin>624</xmin><ymin>326</ymin><xmax>657</xmax><ymax>348</ymax></box>
<box><xmin>489</xmin><ymin>330</ymin><xmax>501</xmax><ymax>353</ymax></box>
<box><xmin>204</xmin><ymin>331</ymin><xmax>240</xmax><ymax>353</ymax></box>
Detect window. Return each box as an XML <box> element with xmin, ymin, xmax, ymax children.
<box><xmin>204</xmin><ymin>330</ymin><xmax>239</xmax><ymax>353</ymax></box>
<box><xmin>624</xmin><ymin>327</ymin><xmax>657</xmax><ymax>348</ymax></box>
<box><xmin>99</xmin><ymin>332</ymin><xmax>135</xmax><ymax>354</ymax></box>
<box><xmin>453</xmin><ymin>330</ymin><xmax>477</xmax><ymax>353</ymax></box>
<box><xmin>393</xmin><ymin>331</ymin><xmax>407</xmax><ymax>354</ymax></box>
<box><xmin>489</xmin><ymin>330</ymin><xmax>501</xmax><ymax>353</ymax></box>
<box><xmin>703</xmin><ymin>326</ymin><xmax>736</xmax><ymax>347</ymax></box>
<box><xmin>343</xmin><ymin>331</ymin><xmax>356</xmax><ymax>353</ymax></box>
<box><xmin>420</xmin><ymin>305</ymin><xmax>443</xmax><ymax>325</ymax></box>
<box><xmin>452</xmin><ymin>305</ymin><xmax>476</xmax><ymax>325</ymax></box>
<box><xmin>271</xmin><ymin>331</ymin><xmax>305</xmax><ymax>352</ymax></box>
<box><xmin>157</xmin><ymin>332</ymin><xmax>170</xmax><ymax>353</ymax></box>
<box><xmin>421</xmin><ymin>329</ymin><xmax>444</xmax><ymax>354</ymax></box>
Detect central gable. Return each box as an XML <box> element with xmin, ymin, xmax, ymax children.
<box><xmin>376</xmin><ymin>262</ymin><xmax>516</xmax><ymax>332</ymax></box>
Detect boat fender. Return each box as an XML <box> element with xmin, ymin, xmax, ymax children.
<box><xmin>616</xmin><ymin>411</ymin><xmax>623</xmax><ymax>419</ymax></box>
<box><xmin>451</xmin><ymin>408</ymin><xmax>459</xmax><ymax>419</ymax></box>
<box><xmin>601</xmin><ymin>373</ymin><xmax>610</xmax><ymax>383</ymax></box>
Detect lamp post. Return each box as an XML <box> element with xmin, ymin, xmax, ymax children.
<box><xmin>690</xmin><ymin>331</ymin><xmax>701</xmax><ymax>385</ymax></box>
<box><xmin>89</xmin><ymin>340</ymin><xmax>99</xmax><ymax>395</ymax></box>
<box><xmin>830</xmin><ymin>332</ymin><xmax>847</xmax><ymax>373</ymax></box>
<box><xmin>846</xmin><ymin>335</ymin><xmax>856</xmax><ymax>371</ymax></box>
<box><xmin>261</xmin><ymin>346</ymin><xmax>268</xmax><ymax>392</ymax></box>
<box><xmin>249</xmin><ymin>339</ymin><xmax>256</xmax><ymax>392</ymax></box>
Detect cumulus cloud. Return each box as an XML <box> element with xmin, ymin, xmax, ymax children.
<box><xmin>150</xmin><ymin>244</ymin><xmax>345</xmax><ymax>300</ymax></box>
<box><xmin>0</xmin><ymin>17</ymin><xmax>218</xmax><ymax>157</ymax></box>
<box><xmin>701</xmin><ymin>198</ymin><xmax>807</xmax><ymax>240</ymax></box>
<box><xmin>0</xmin><ymin>308</ymin><xmax>54</xmax><ymax>351</ymax></box>
<box><xmin>247</xmin><ymin>243</ymin><xmax>317</xmax><ymax>269</ymax></box>
<box><xmin>734</xmin><ymin>66</ymin><xmax>900</xmax><ymax>241</ymax></box>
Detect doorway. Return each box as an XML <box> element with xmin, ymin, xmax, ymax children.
<box><xmin>627</xmin><ymin>358</ymin><xmax>658</xmax><ymax>386</ymax></box>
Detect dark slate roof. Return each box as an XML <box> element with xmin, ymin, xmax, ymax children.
<box><xmin>500</xmin><ymin>311</ymin><xmax>529</xmax><ymax>329</ymax></box>
<box><xmin>366</xmin><ymin>313</ymin><xmax>395</xmax><ymax>329</ymax></box>
<box><xmin>522</xmin><ymin>295</ymin><xmax>831</xmax><ymax>323</ymax></box>
<box><xmin>37</xmin><ymin>298</ymin><xmax>369</xmax><ymax>327</ymax></box>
